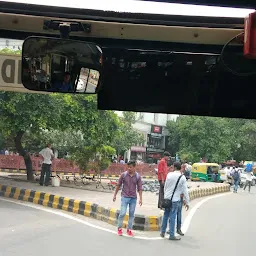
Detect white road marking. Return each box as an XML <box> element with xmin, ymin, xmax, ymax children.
<box><xmin>182</xmin><ymin>192</ymin><xmax>231</xmax><ymax>234</ymax></box>
<box><xmin>0</xmin><ymin>192</ymin><xmax>231</xmax><ymax>240</ymax></box>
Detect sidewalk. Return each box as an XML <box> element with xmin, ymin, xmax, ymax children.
<box><xmin>0</xmin><ymin>176</ymin><xmax>226</xmax><ymax>216</ymax></box>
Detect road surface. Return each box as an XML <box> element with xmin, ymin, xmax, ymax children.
<box><xmin>77</xmin><ymin>75</ymin><xmax>97</xmax><ymax>93</ymax></box>
<box><xmin>0</xmin><ymin>188</ymin><xmax>255</xmax><ymax>256</ymax></box>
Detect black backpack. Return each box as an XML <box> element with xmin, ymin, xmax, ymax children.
<box><xmin>233</xmin><ymin>170</ymin><xmax>240</xmax><ymax>181</ymax></box>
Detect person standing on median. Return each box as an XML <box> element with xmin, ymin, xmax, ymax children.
<box><xmin>166</xmin><ymin>163</ymin><xmax>187</xmax><ymax>236</ymax></box>
<box><xmin>113</xmin><ymin>160</ymin><xmax>143</xmax><ymax>237</ymax></box>
<box><xmin>158</xmin><ymin>151</ymin><xmax>171</xmax><ymax>209</ymax></box>
<box><xmin>160</xmin><ymin>162</ymin><xmax>189</xmax><ymax>241</ymax></box>
<box><xmin>176</xmin><ymin>164</ymin><xmax>187</xmax><ymax>236</ymax></box>
<box><xmin>39</xmin><ymin>143</ymin><xmax>54</xmax><ymax>186</ymax></box>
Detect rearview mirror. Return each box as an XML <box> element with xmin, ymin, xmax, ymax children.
<box><xmin>21</xmin><ymin>36</ymin><xmax>102</xmax><ymax>94</ymax></box>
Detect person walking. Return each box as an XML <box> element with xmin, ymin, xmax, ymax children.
<box><xmin>231</xmin><ymin>166</ymin><xmax>240</xmax><ymax>193</ymax></box>
<box><xmin>157</xmin><ymin>151</ymin><xmax>171</xmax><ymax>209</ymax></box>
<box><xmin>113</xmin><ymin>160</ymin><xmax>143</xmax><ymax>237</ymax></box>
<box><xmin>160</xmin><ymin>162</ymin><xmax>189</xmax><ymax>241</ymax></box>
<box><xmin>39</xmin><ymin>143</ymin><xmax>54</xmax><ymax>186</ymax></box>
<box><xmin>244</xmin><ymin>169</ymin><xmax>254</xmax><ymax>193</ymax></box>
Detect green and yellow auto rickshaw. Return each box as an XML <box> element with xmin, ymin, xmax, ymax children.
<box><xmin>191</xmin><ymin>163</ymin><xmax>220</xmax><ymax>182</ymax></box>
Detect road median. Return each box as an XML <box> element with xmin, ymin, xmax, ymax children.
<box><xmin>0</xmin><ymin>181</ymin><xmax>230</xmax><ymax>231</ymax></box>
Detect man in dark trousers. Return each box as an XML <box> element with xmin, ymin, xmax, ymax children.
<box><xmin>158</xmin><ymin>151</ymin><xmax>171</xmax><ymax>209</ymax></box>
<box><xmin>39</xmin><ymin>143</ymin><xmax>54</xmax><ymax>186</ymax></box>
<box><xmin>160</xmin><ymin>162</ymin><xmax>189</xmax><ymax>241</ymax></box>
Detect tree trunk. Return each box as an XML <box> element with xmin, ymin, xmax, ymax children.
<box><xmin>14</xmin><ymin>131</ymin><xmax>34</xmax><ymax>181</ymax></box>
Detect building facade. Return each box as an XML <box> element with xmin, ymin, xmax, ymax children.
<box><xmin>116</xmin><ymin>111</ymin><xmax>178</xmax><ymax>163</ymax></box>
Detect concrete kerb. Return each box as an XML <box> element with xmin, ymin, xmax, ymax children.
<box><xmin>0</xmin><ymin>183</ymin><xmax>156</xmax><ymax>231</ymax></box>
<box><xmin>0</xmin><ymin>183</ymin><xmax>230</xmax><ymax>231</ymax></box>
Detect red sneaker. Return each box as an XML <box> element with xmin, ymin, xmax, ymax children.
<box><xmin>117</xmin><ymin>228</ymin><xmax>123</xmax><ymax>236</ymax></box>
<box><xmin>127</xmin><ymin>229</ymin><xmax>134</xmax><ymax>237</ymax></box>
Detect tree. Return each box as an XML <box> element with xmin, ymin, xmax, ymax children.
<box><xmin>0</xmin><ymin>92</ymin><xmax>64</xmax><ymax>180</ymax></box>
<box><xmin>111</xmin><ymin>112</ymin><xmax>144</xmax><ymax>156</ymax></box>
<box><xmin>167</xmin><ymin>116</ymin><xmax>235</xmax><ymax>163</ymax></box>
<box><xmin>232</xmin><ymin>120</ymin><xmax>256</xmax><ymax>161</ymax></box>
<box><xmin>0</xmin><ymin>90</ymin><xmax>120</xmax><ymax>180</ymax></box>
<box><xmin>88</xmin><ymin>145</ymin><xmax>116</xmax><ymax>179</ymax></box>
<box><xmin>166</xmin><ymin>120</ymin><xmax>180</xmax><ymax>156</ymax></box>
<box><xmin>166</xmin><ymin>115</ymin><xmax>256</xmax><ymax>163</ymax></box>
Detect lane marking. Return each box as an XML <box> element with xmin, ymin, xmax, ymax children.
<box><xmin>182</xmin><ymin>192</ymin><xmax>231</xmax><ymax>234</ymax></box>
<box><xmin>0</xmin><ymin>192</ymin><xmax>231</xmax><ymax>240</ymax></box>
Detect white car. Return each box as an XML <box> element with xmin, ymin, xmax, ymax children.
<box><xmin>219</xmin><ymin>167</ymin><xmax>231</xmax><ymax>182</ymax></box>
<box><xmin>76</xmin><ymin>79</ymin><xmax>85</xmax><ymax>92</ymax></box>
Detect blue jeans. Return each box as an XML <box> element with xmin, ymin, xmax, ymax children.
<box><xmin>117</xmin><ymin>197</ymin><xmax>137</xmax><ymax>230</ymax></box>
<box><xmin>234</xmin><ymin>179</ymin><xmax>239</xmax><ymax>192</ymax></box>
<box><xmin>161</xmin><ymin>201</ymin><xmax>179</xmax><ymax>237</ymax></box>
<box><xmin>177</xmin><ymin>199</ymin><xmax>183</xmax><ymax>230</ymax></box>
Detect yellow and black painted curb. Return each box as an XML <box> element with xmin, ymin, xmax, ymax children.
<box><xmin>0</xmin><ymin>184</ymin><xmax>159</xmax><ymax>231</ymax></box>
<box><xmin>0</xmin><ymin>183</ymin><xmax>230</xmax><ymax>231</ymax></box>
<box><xmin>0</xmin><ymin>168</ymin><xmax>27</xmax><ymax>174</ymax></box>
<box><xmin>0</xmin><ymin>169</ymin><xmax>157</xmax><ymax>180</ymax></box>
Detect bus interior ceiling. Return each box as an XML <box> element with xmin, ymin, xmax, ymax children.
<box><xmin>98</xmin><ymin>48</ymin><xmax>256</xmax><ymax>119</ymax></box>
<box><xmin>0</xmin><ymin>3</ymin><xmax>256</xmax><ymax>119</ymax></box>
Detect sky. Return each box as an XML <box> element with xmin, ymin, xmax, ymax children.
<box><xmin>1</xmin><ymin>0</ymin><xmax>255</xmax><ymax>18</ymax></box>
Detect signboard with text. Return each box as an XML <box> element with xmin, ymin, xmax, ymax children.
<box><xmin>0</xmin><ymin>54</ymin><xmax>30</xmax><ymax>92</ymax></box>
<box><xmin>151</xmin><ymin>125</ymin><xmax>162</xmax><ymax>134</ymax></box>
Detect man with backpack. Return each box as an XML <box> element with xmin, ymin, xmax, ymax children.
<box><xmin>231</xmin><ymin>166</ymin><xmax>240</xmax><ymax>193</ymax></box>
<box><xmin>113</xmin><ymin>160</ymin><xmax>143</xmax><ymax>237</ymax></box>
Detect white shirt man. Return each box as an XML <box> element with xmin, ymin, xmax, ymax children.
<box><xmin>39</xmin><ymin>144</ymin><xmax>54</xmax><ymax>186</ymax></box>
<box><xmin>164</xmin><ymin>170</ymin><xmax>190</xmax><ymax>204</ymax></box>
<box><xmin>226</xmin><ymin>167</ymin><xmax>232</xmax><ymax>177</ymax></box>
<box><xmin>244</xmin><ymin>171</ymin><xmax>254</xmax><ymax>192</ymax></box>
<box><xmin>39</xmin><ymin>146</ymin><xmax>54</xmax><ymax>165</ymax></box>
<box><xmin>246</xmin><ymin>171</ymin><xmax>253</xmax><ymax>182</ymax></box>
<box><xmin>160</xmin><ymin>162</ymin><xmax>190</xmax><ymax>240</ymax></box>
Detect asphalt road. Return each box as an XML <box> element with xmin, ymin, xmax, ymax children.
<box><xmin>0</xmin><ymin>188</ymin><xmax>255</xmax><ymax>256</ymax></box>
<box><xmin>77</xmin><ymin>75</ymin><xmax>97</xmax><ymax>93</ymax></box>
<box><xmin>76</xmin><ymin>81</ymin><xmax>96</xmax><ymax>93</ymax></box>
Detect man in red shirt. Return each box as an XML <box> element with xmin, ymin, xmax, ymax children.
<box><xmin>158</xmin><ymin>151</ymin><xmax>171</xmax><ymax>209</ymax></box>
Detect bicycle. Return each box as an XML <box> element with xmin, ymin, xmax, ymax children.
<box><xmin>107</xmin><ymin>179</ymin><xmax>118</xmax><ymax>190</ymax></box>
<box><xmin>73</xmin><ymin>173</ymin><xmax>95</xmax><ymax>186</ymax></box>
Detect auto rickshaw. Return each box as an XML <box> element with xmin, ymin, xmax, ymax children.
<box><xmin>191</xmin><ymin>163</ymin><xmax>220</xmax><ymax>182</ymax></box>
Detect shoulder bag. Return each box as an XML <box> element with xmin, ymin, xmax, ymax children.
<box><xmin>162</xmin><ymin>175</ymin><xmax>183</xmax><ymax>209</ymax></box>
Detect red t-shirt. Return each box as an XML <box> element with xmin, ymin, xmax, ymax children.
<box><xmin>158</xmin><ymin>158</ymin><xmax>168</xmax><ymax>181</ymax></box>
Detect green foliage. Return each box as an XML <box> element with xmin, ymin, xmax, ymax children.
<box><xmin>0</xmin><ymin>88</ymin><xmax>130</xmax><ymax>174</ymax></box>
<box><xmin>0</xmin><ymin>133</ymin><xmax>4</xmax><ymax>150</ymax></box>
<box><xmin>111</xmin><ymin>112</ymin><xmax>144</xmax><ymax>154</ymax></box>
<box><xmin>0</xmin><ymin>48</ymin><xmax>21</xmax><ymax>55</ymax></box>
<box><xmin>167</xmin><ymin>115</ymin><xmax>256</xmax><ymax>163</ymax></box>
<box><xmin>83</xmin><ymin>145</ymin><xmax>116</xmax><ymax>174</ymax></box>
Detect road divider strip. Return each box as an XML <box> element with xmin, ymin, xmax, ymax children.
<box><xmin>0</xmin><ymin>182</ymin><xmax>230</xmax><ymax>231</ymax></box>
